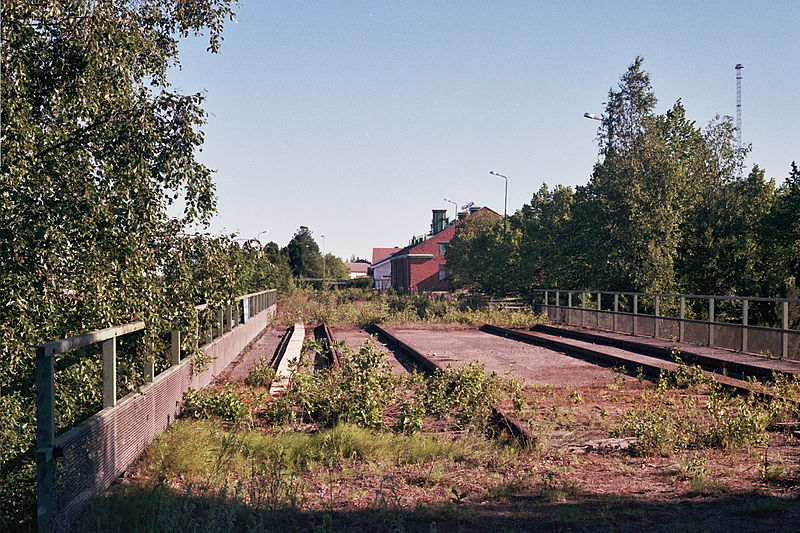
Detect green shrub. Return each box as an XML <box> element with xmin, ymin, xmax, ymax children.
<box><xmin>182</xmin><ymin>386</ymin><xmax>250</xmax><ymax>422</ymax></box>
<box><xmin>423</xmin><ymin>362</ymin><xmax>503</xmax><ymax>427</ymax></box>
<box><xmin>611</xmin><ymin>406</ymin><xmax>678</xmax><ymax>456</ymax></box>
<box><xmin>269</xmin><ymin>340</ymin><xmax>393</xmax><ymax>429</ymax></box>
<box><xmin>244</xmin><ymin>358</ymin><xmax>277</xmax><ymax>387</ymax></box>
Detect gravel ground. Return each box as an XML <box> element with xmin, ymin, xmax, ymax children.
<box><xmin>383</xmin><ymin>327</ymin><xmax>633</xmax><ymax>387</ymax></box>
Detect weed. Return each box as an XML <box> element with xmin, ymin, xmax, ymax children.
<box><xmin>569</xmin><ymin>390</ymin><xmax>584</xmax><ymax>404</ymax></box>
<box><xmin>612</xmin><ymin>406</ymin><xmax>677</xmax><ymax>456</ymax></box>
<box><xmin>244</xmin><ymin>357</ymin><xmax>277</xmax><ymax>387</ymax></box>
<box><xmin>182</xmin><ymin>386</ymin><xmax>250</xmax><ymax>422</ymax></box>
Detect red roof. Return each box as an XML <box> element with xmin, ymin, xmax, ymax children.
<box><xmin>372</xmin><ymin>247</ymin><xmax>401</xmax><ymax>264</ymax></box>
<box><xmin>345</xmin><ymin>262</ymin><xmax>370</xmax><ymax>274</ymax></box>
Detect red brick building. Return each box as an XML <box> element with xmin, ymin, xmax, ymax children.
<box><xmin>384</xmin><ymin>207</ymin><xmax>499</xmax><ymax>291</ymax></box>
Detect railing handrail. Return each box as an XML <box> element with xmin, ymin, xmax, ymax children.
<box><xmin>532</xmin><ymin>288</ymin><xmax>800</xmax><ymax>304</ymax></box>
<box><xmin>38</xmin><ymin>288</ymin><xmax>277</xmax><ymax>351</ymax></box>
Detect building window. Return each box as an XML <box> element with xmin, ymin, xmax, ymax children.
<box><xmin>439</xmin><ymin>264</ymin><xmax>447</xmax><ymax>280</ymax></box>
<box><xmin>438</xmin><ymin>242</ymin><xmax>449</xmax><ymax>256</ymax></box>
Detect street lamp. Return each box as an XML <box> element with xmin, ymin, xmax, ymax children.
<box><xmin>489</xmin><ymin>170</ymin><xmax>509</xmax><ymax>296</ymax></box>
<box><xmin>255</xmin><ymin>230</ymin><xmax>268</xmax><ymax>245</ymax></box>
<box><xmin>583</xmin><ymin>112</ymin><xmax>602</xmax><ymax>121</ymax></box>
<box><xmin>321</xmin><ymin>234</ymin><xmax>326</xmax><ymax>280</ymax></box>
<box><xmin>443</xmin><ymin>198</ymin><xmax>457</xmax><ymax>222</ymax></box>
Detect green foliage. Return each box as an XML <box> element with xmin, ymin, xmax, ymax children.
<box><xmin>277</xmin><ymin>287</ymin><xmax>544</xmax><ymax>329</ymax></box>
<box><xmin>182</xmin><ymin>387</ymin><xmax>250</xmax><ymax>423</ymax></box>
<box><xmin>0</xmin><ymin>1</ymin><xmax>249</xmax><ymax>527</ymax></box>
<box><xmin>267</xmin><ymin>340</ymin><xmax>394</xmax><ymax>429</ymax></box>
<box><xmin>612</xmin><ymin>361</ymin><xmax>782</xmax><ymax>456</ymax></box>
<box><xmin>423</xmin><ymin>363</ymin><xmax>504</xmax><ymax>427</ymax></box>
<box><xmin>244</xmin><ymin>358</ymin><xmax>277</xmax><ymax>388</ymax></box>
<box><xmin>444</xmin><ymin>57</ymin><xmax>799</xmax><ymax>305</ymax></box>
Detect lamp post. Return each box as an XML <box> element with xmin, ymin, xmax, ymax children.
<box><xmin>444</xmin><ymin>198</ymin><xmax>457</xmax><ymax>222</ymax></box>
<box><xmin>255</xmin><ymin>230</ymin><xmax>268</xmax><ymax>245</ymax></box>
<box><xmin>321</xmin><ymin>234</ymin><xmax>326</xmax><ymax>280</ymax></box>
<box><xmin>489</xmin><ymin>170</ymin><xmax>509</xmax><ymax>296</ymax></box>
<box><xmin>583</xmin><ymin>112</ymin><xmax>602</xmax><ymax>121</ymax></box>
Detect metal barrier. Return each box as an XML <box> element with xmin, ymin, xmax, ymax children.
<box><xmin>532</xmin><ymin>289</ymin><xmax>800</xmax><ymax>360</ymax></box>
<box><xmin>36</xmin><ymin>289</ymin><xmax>277</xmax><ymax>533</ymax></box>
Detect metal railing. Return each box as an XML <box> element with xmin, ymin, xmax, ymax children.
<box><xmin>532</xmin><ymin>289</ymin><xmax>799</xmax><ymax>359</ymax></box>
<box><xmin>36</xmin><ymin>289</ymin><xmax>277</xmax><ymax>533</ymax></box>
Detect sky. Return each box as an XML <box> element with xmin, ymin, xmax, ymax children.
<box><xmin>169</xmin><ymin>0</ymin><xmax>800</xmax><ymax>260</ymax></box>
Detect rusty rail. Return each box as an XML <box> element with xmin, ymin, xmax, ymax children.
<box><xmin>366</xmin><ymin>324</ymin><xmax>535</xmax><ymax>446</ymax></box>
<box><xmin>313</xmin><ymin>323</ymin><xmax>342</xmax><ymax>368</ymax></box>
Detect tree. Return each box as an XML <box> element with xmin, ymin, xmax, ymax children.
<box><xmin>447</xmin><ymin>210</ymin><xmax>506</xmax><ymax>294</ymax></box>
<box><xmin>514</xmin><ymin>184</ymin><xmax>577</xmax><ymax>290</ymax></box>
<box><xmin>0</xmin><ymin>1</ymin><xmax>237</xmax><ymax>528</ymax></box>
<box><xmin>581</xmin><ymin>60</ymin><xmax>704</xmax><ymax>293</ymax></box>
<box><xmin>763</xmin><ymin>162</ymin><xmax>800</xmax><ymax>307</ymax></box>
<box><xmin>285</xmin><ymin>226</ymin><xmax>324</xmax><ymax>278</ymax></box>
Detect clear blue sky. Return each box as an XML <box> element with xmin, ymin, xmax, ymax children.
<box><xmin>169</xmin><ymin>0</ymin><xmax>800</xmax><ymax>260</ymax></box>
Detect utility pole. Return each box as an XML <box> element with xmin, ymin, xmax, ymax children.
<box><xmin>489</xmin><ymin>171</ymin><xmax>509</xmax><ymax>297</ymax></box>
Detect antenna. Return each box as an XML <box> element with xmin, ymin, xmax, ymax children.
<box><xmin>735</xmin><ymin>63</ymin><xmax>743</xmax><ymax>150</ymax></box>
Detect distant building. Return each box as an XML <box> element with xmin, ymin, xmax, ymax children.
<box><xmin>381</xmin><ymin>206</ymin><xmax>498</xmax><ymax>291</ymax></box>
<box><xmin>370</xmin><ymin>247</ymin><xmax>402</xmax><ymax>290</ymax></box>
<box><xmin>345</xmin><ymin>260</ymin><xmax>370</xmax><ymax>279</ymax></box>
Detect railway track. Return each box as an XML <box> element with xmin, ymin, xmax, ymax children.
<box><xmin>304</xmin><ymin>322</ymin><xmax>535</xmax><ymax>445</ymax></box>
<box><xmin>480</xmin><ymin>324</ymin><xmax>799</xmax><ymax>401</ymax></box>
<box><xmin>364</xmin><ymin>324</ymin><xmax>536</xmax><ymax>446</ymax></box>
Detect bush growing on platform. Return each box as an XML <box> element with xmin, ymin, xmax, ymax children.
<box><xmin>182</xmin><ymin>386</ymin><xmax>250</xmax><ymax>423</ymax></box>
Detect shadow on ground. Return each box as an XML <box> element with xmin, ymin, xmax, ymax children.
<box><xmin>74</xmin><ymin>482</ymin><xmax>800</xmax><ymax>533</ymax></box>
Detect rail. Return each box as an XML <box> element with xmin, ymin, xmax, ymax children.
<box><xmin>36</xmin><ymin>289</ymin><xmax>277</xmax><ymax>533</ymax></box>
<box><xmin>532</xmin><ymin>289</ymin><xmax>800</xmax><ymax>359</ymax></box>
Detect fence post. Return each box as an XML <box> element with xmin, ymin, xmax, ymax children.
<box><xmin>102</xmin><ymin>337</ymin><xmax>117</xmax><ymax>408</ymax></box>
<box><xmin>679</xmin><ymin>296</ymin><xmax>685</xmax><ymax>342</ymax></box>
<box><xmin>581</xmin><ymin>291</ymin><xmax>586</xmax><ymax>327</ymax></box>
<box><xmin>783</xmin><ymin>301</ymin><xmax>789</xmax><ymax>358</ymax></box>
<box><xmin>708</xmin><ymin>298</ymin><xmax>715</xmax><ymax>347</ymax></box>
<box><xmin>567</xmin><ymin>292</ymin><xmax>573</xmax><ymax>325</ymax></box>
<box><xmin>613</xmin><ymin>293</ymin><xmax>619</xmax><ymax>332</ymax></box>
<box><xmin>36</xmin><ymin>345</ymin><xmax>55</xmax><ymax>533</ymax></box>
<box><xmin>654</xmin><ymin>294</ymin><xmax>660</xmax><ymax>338</ymax></box>
<box><xmin>216</xmin><ymin>309</ymin><xmax>224</xmax><ymax>338</ymax></box>
<box><xmin>226</xmin><ymin>305</ymin><xmax>233</xmax><ymax>332</ymax></box>
<box><xmin>544</xmin><ymin>290</ymin><xmax>549</xmax><ymax>307</ymax></box>
<box><xmin>633</xmin><ymin>294</ymin><xmax>638</xmax><ymax>335</ymax></box>
<box><xmin>741</xmin><ymin>299</ymin><xmax>749</xmax><ymax>353</ymax></box>
<box><xmin>171</xmin><ymin>330</ymin><xmax>181</xmax><ymax>365</ymax></box>
<box><xmin>555</xmin><ymin>291</ymin><xmax>560</xmax><ymax>307</ymax></box>
<box><xmin>144</xmin><ymin>357</ymin><xmax>154</xmax><ymax>383</ymax></box>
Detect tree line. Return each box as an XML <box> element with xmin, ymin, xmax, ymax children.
<box><xmin>448</xmin><ymin>57</ymin><xmax>799</xmax><ymax>310</ymax></box>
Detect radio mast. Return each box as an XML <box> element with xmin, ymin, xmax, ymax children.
<box><xmin>735</xmin><ymin>63</ymin><xmax>743</xmax><ymax>151</ymax></box>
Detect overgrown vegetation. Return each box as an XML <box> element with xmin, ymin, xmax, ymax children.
<box><xmin>267</xmin><ymin>339</ymin><xmax>523</xmax><ymax>435</ymax></box>
<box><xmin>276</xmin><ymin>287</ymin><xmax>544</xmax><ymax>329</ymax></box>
<box><xmin>611</xmin><ymin>364</ymin><xmax>800</xmax><ymax>456</ymax></box>
<box><xmin>76</xmin><ymin>350</ymin><xmax>800</xmax><ymax>532</ymax></box>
